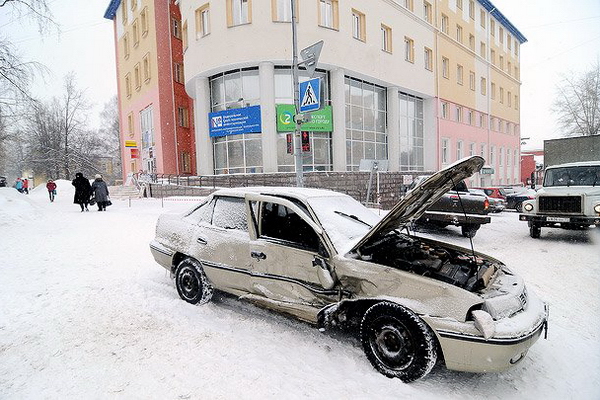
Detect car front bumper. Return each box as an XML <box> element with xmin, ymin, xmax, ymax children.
<box><xmin>519</xmin><ymin>214</ymin><xmax>600</xmax><ymax>227</ymax></box>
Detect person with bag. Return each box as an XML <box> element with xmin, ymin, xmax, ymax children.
<box><xmin>91</xmin><ymin>174</ymin><xmax>110</xmax><ymax>211</ymax></box>
<box><xmin>72</xmin><ymin>172</ymin><xmax>92</xmax><ymax>212</ymax></box>
<box><xmin>46</xmin><ymin>180</ymin><xmax>57</xmax><ymax>202</ymax></box>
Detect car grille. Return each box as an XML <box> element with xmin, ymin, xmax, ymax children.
<box><xmin>539</xmin><ymin>196</ymin><xmax>582</xmax><ymax>213</ymax></box>
<box><xmin>519</xmin><ymin>288</ymin><xmax>528</xmax><ymax>309</ymax></box>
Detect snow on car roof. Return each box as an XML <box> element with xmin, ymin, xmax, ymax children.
<box><xmin>212</xmin><ymin>186</ymin><xmax>351</xmax><ymax>201</ymax></box>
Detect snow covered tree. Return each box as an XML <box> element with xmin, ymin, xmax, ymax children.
<box><xmin>553</xmin><ymin>62</ymin><xmax>600</xmax><ymax>137</ymax></box>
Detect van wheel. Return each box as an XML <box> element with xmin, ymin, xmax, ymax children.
<box><xmin>516</xmin><ymin>202</ymin><xmax>524</xmax><ymax>212</ymax></box>
<box><xmin>175</xmin><ymin>258</ymin><xmax>213</xmax><ymax>304</ymax></box>
<box><xmin>360</xmin><ymin>302</ymin><xmax>437</xmax><ymax>383</ymax></box>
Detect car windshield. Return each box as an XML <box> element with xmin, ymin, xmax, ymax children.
<box><xmin>543</xmin><ymin>166</ymin><xmax>600</xmax><ymax>187</ymax></box>
<box><xmin>308</xmin><ymin>195</ymin><xmax>382</xmax><ymax>253</ymax></box>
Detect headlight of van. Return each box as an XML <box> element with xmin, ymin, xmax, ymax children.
<box><xmin>594</xmin><ymin>204</ymin><xmax>600</xmax><ymax>214</ymax></box>
<box><xmin>524</xmin><ymin>203</ymin><xmax>534</xmax><ymax>212</ymax></box>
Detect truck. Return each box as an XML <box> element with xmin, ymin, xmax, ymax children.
<box><xmin>410</xmin><ymin>179</ymin><xmax>492</xmax><ymax>238</ymax></box>
<box><xmin>543</xmin><ymin>136</ymin><xmax>600</xmax><ymax>169</ymax></box>
<box><xmin>519</xmin><ymin>161</ymin><xmax>600</xmax><ymax>238</ymax></box>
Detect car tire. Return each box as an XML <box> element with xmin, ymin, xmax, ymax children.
<box><xmin>529</xmin><ymin>223</ymin><xmax>541</xmax><ymax>239</ymax></box>
<box><xmin>461</xmin><ymin>224</ymin><xmax>479</xmax><ymax>238</ymax></box>
<box><xmin>175</xmin><ymin>258</ymin><xmax>214</xmax><ymax>305</ymax></box>
<box><xmin>516</xmin><ymin>202</ymin><xmax>523</xmax><ymax>213</ymax></box>
<box><xmin>360</xmin><ymin>302</ymin><xmax>437</xmax><ymax>383</ymax></box>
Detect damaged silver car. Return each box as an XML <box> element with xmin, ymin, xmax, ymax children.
<box><xmin>150</xmin><ymin>156</ymin><xmax>548</xmax><ymax>382</ymax></box>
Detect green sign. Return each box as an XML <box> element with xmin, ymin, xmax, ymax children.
<box><xmin>276</xmin><ymin>104</ymin><xmax>333</xmax><ymax>132</ymax></box>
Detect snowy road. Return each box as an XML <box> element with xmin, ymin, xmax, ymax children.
<box><xmin>0</xmin><ymin>183</ymin><xmax>599</xmax><ymax>399</ymax></box>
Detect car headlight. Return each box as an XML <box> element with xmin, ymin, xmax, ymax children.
<box><xmin>471</xmin><ymin>309</ymin><xmax>495</xmax><ymax>339</ymax></box>
<box><xmin>524</xmin><ymin>203</ymin><xmax>534</xmax><ymax>212</ymax></box>
<box><xmin>594</xmin><ymin>204</ymin><xmax>600</xmax><ymax>214</ymax></box>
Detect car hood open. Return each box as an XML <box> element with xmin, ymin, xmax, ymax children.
<box><xmin>349</xmin><ymin>156</ymin><xmax>485</xmax><ymax>254</ymax></box>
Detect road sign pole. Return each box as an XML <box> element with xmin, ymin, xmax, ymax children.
<box><xmin>291</xmin><ymin>0</ymin><xmax>303</xmax><ymax>187</ymax></box>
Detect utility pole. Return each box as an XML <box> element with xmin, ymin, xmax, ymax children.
<box><xmin>291</xmin><ymin>0</ymin><xmax>303</xmax><ymax>187</ymax></box>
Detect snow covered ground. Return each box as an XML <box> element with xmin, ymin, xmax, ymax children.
<box><xmin>0</xmin><ymin>182</ymin><xmax>599</xmax><ymax>399</ymax></box>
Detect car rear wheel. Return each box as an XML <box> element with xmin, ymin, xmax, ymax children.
<box><xmin>175</xmin><ymin>258</ymin><xmax>213</xmax><ymax>304</ymax></box>
<box><xmin>360</xmin><ymin>302</ymin><xmax>437</xmax><ymax>383</ymax></box>
<box><xmin>461</xmin><ymin>223</ymin><xmax>480</xmax><ymax>238</ymax></box>
<box><xmin>515</xmin><ymin>202</ymin><xmax>524</xmax><ymax>212</ymax></box>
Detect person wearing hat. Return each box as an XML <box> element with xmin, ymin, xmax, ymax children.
<box><xmin>72</xmin><ymin>172</ymin><xmax>92</xmax><ymax>212</ymax></box>
<box><xmin>91</xmin><ymin>174</ymin><xmax>110</xmax><ymax>211</ymax></box>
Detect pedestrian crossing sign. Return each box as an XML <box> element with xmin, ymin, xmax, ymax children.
<box><xmin>299</xmin><ymin>78</ymin><xmax>321</xmax><ymax>112</ymax></box>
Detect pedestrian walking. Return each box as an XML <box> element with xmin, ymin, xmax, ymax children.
<box><xmin>15</xmin><ymin>178</ymin><xmax>23</xmax><ymax>193</ymax></box>
<box><xmin>46</xmin><ymin>180</ymin><xmax>57</xmax><ymax>202</ymax></box>
<box><xmin>72</xmin><ymin>172</ymin><xmax>92</xmax><ymax>212</ymax></box>
<box><xmin>23</xmin><ymin>178</ymin><xmax>29</xmax><ymax>194</ymax></box>
<box><xmin>91</xmin><ymin>174</ymin><xmax>110</xmax><ymax>211</ymax></box>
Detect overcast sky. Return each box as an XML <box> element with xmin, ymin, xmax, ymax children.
<box><xmin>1</xmin><ymin>0</ymin><xmax>599</xmax><ymax>149</ymax></box>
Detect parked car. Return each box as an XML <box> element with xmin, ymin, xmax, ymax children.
<box><xmin>0</xmin><ymin>176</ymin><xmax>7</xmax><ymax>187</ymax></box>
<box><xmin>470</xmin><ymin>188</ymin><xmax>505</xmax><ymax>213</ymax></box>
<box><xmin>150</xmin><ymin>156</ymin><xmax>548</xmax><ymax>383</ymax></box>
<box><xmin>410</xmin><ymin>179</ymin><xmax>491</xmax><ymax>238</ymax></box>
<box><xmin>474</xmin><ymin>187</ymin><xmax>508</xmax><ymax>200</ymax></box>
<box><xmin>506</xmin><ymin>189</ymin><xmax>537</xmax><ymax>212</ymax></box>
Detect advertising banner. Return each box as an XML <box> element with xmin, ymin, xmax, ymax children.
<box><xmin>276</xmin><ymin>104</ymin><xmax>332</xmax><ymax>132</ymax></box>
<box><xmin>209</xmin><ymin>105</ymin><xmax>262</xmax><ymax>137</ymax></box>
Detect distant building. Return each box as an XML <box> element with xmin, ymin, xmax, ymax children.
<box><xmin>104</xmin><ymin>0</ymin><xmax>196</xmax><ymax>181</ymax></box>
<box><xmin>105</xmin><ymin>0</ymin><xmax>524</xmax><ymax>186</ymax></box>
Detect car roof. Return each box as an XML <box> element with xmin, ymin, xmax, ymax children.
<box><xmin>546</xmin><ymin>161</ymin><xmax>600</xmax><ymax>169</ymax></box>
<box><xmin>212</xmin><ymin>186</ymin><xmax>350</xmax><ymax>202</ymax></box>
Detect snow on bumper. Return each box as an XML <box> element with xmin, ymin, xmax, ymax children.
<box><xmin>149</xmin><ymin>240</ymin><xmax>175</xmax><ymax>272</ymax></box>
<box><xmin>423</xmin><ymin>290</ymin><xmax>549</xmax><ymax>373</ymax></box>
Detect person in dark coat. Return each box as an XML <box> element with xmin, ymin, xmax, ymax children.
<box><xmin>72</xmin><ymin>172</ymin><xmax>92</xmax><ymax>212</ymax></box>
<box><xmin>91</xmin><ymin>174</ymin><xmax>110</xmax><ymax>211</ymax></box>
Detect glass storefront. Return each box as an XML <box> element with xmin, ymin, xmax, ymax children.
<box><xmin>398</xmin><ymin>93</ymin><xmax>424</xmax><ymax>171</ymax></box>
<box><xmin>344</xmin><ymin>77</ymin><xmax>387</xmax><ymax>171</ymax></box>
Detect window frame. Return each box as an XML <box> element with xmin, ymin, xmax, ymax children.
<box><xmin>351</xmin><ymin>9</ymin><xmax>366</xmax><ymax>42</ymax></box>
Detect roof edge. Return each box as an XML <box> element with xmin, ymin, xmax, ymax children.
<box><xmin>477</xmin><ymin>0</ymin><xmax>527</xmax><ymax>44</ymax></box>
<box><xmin>104</xmin><ymin>0</ymin><xmax>121</xmax><ymax>20</ymax></box>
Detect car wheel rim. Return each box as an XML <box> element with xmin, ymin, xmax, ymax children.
<box><xmin>179</xmin><ymin>267</ymin><xmax>200</xmax><ymax>300</ymax></box>
<box><xmin>370</xmin><ymin>321</ymin><xmax>414</xmax><ymax>370</ymax></box>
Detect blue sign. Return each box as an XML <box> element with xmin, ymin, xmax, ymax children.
<box><xmin>299</xmin><ymin>78</ymin><xmax>321</xmax><ymax>112</ymax></box>
<box><xmin>208</xmin><ymin>105</ymin><xmax>262</xmax><ymax>137</ymax></box>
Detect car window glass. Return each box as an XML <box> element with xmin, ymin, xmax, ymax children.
<box><xmin>259</xmin><ymin>201</ymin><xmax>319</xmax><ymax>251</ymax></box>
<box><xmin>212</xmin><ymin>196</ymin><xmax>248</xmax><ymax>231</ymax></box>
<box><xmin>185</xmin><ymin>199</ymin><xmax>214</xmax><ymax>224</ymax></box>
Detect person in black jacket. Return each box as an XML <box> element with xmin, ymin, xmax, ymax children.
<box><xmin>91</xmin><ymin>174</ymin><xmax>110</xmax><ymax>211</ymax></box>
<box><xmin>72</xmin><ymin>172</ymin><xmax>92</xmax><ymax>212</ymax></box>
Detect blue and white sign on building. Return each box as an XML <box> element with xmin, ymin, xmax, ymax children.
<box><xmin>299</xmin><ymin>78</ymin><xmax>321</xmax><ymax>112</ymax></box>
<box><xmin>208</xmin><ymin>105</ymin><xmax>262</xmax><ymax>137</ymax></box>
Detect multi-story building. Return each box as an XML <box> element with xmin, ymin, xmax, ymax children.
<box><xmin>105</xmin><ymin>0</ymin><xmax>525</xmax><ymax>186</ymax></box>
<box><xmin>104</xmin><ymin>0</ymin><xmax>196</xmax><ymax>181</ymax></box>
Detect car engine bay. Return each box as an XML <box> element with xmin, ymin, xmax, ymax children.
<box><xmin>356</xmin><ymin>232</ymin><xmax>497</xmax><ymax>292</ymax></box>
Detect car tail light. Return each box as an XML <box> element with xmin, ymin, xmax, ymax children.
<box><xmin>484</xmin><ymin>198</ymin><xmax>489</xmax><ymax>210</ymax></box>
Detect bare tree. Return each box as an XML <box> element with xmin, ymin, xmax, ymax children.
<box><xmin>553</xmin><ymin>62</ymin><xmax>600</xmax><ymax>137</ymax></box>
<box><xmin>98</xmin><ymin>95</ymin><xmax>122</xmax><ymax>182</ymax></box>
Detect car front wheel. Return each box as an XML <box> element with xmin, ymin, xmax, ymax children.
<box><xmin>529</xmin><ymin>223</ymin><xmax>541</xmax><ymax>239</ymax></box>
<box><xmin>175</xmin><ymin>258</ymin><xmax>214</xmax><ymax>304</ymax></box>
<box><xmin>360</xmin><ymin>302</ymin><xmax>437</xmax><ymax>383</ymax></box>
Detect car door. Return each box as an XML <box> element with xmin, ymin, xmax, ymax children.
<box><xmin>244</xmin><ymin>194</ymin><xmax>338</xmax><ymax>319</ymax></box>
<box><xmin>187</xmin><ymin>195</ymin><xmax>253</xmax><ymax>294</ymax></box>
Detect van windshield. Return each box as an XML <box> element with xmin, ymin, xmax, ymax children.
<box><xmin>544</xmin><ymin>166</ymin><xmax>600</xmax><ymax>187</ymax></box>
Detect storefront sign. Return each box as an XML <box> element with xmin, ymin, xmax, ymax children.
<box><xmin>130</xmin><ymin>148</ymin><xmax>139</xmax><ymax>159</ymax></box>
<box><xmin>481</xmin><ymin>167</ymin><xmax>495</xmax><ymax>174</ymax></box>
<box><xmin>209</xmin><ymin>105</ymin><xmax>262</xmax><ymax>137</ymax></box>
<box><xmin>276</xmin><ymin>104</ymin><xmax>332</xmax><ymax>132</ymax></box>
<box><xmin>125</xmin><ymin>140</ymin><xmax>137</xmax><ymax>147</ymax></box>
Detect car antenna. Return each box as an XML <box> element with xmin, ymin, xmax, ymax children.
<box><xmin>450</xmin><ymin>176</ymin><xmax>478</xmax><ymax>264</ymax></box>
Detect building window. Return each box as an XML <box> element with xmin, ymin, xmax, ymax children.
<box><xmin>123</xmin><ymin>33</ymin><xmax>130</xmax><ymax>59</ymax></box>
<box><xmin>442</xmin><ymin>138</ymin><xmax>449</xmax><ymax>164</ymax></box>
<box><xmin>141</xmin><ymin>7</ymin><xmax>148</xmax><ymax>36</ymax></box>
<box><xmin>182</xmin><ymin>21</ymin><xmax>188</xmax><ymax>50</ymax></box>
<box><xmin>352</xmin><ymin>9</ymin><xmax>366</xmax><ymax>42</ymax></box>
<box><xmin>424</xmin><ymin>47</ymin><xmax>433</xmax><ymax>71</ymax></box>
<box><xmin>172</xmin><ymin>18</ymin><xmax>181</xmax><ymax>39</ymax></box>
<box><xmin>441</xmin><ymin>101</ymin><xmax>449</xmax><ymax>118</ymax></box>
<box><xmin>499</xmin><ymin>27</ymin><xmax>504</xmax><ymax>43</ymax></box>
<box><xmin>121</xmin><ymin>0</ymin><xmax>128</xmax><ymax>24</ymax></box>
<box><xmin>456</xmin><ymin>140</ymin><xmax>463</xmax><ymax>160</ymax></box>
<box><xmin>442</xmin><ymin>57</ymin><xmax>449</xmax><ymax>79</ymax></box>
<box><xmin>134</xmin><ymin>63</ymin><xmax>141</xmax><ymax>90</ymax></box>
<box><xmin>177</xmin><ymin>107</ymin><xmax>189</xmax><ymax>128</ymax></box>
<box><xmin>455</xmin><ymin>106</ymin><xmax>462</xmax><ymax>122</ymax></box>
<box><xmin>469</xmin><ymin>142</ymin><xmax>475</xmax><ymax>156</ymax></box>
<box><xmin>469</xmin><ymin>71</ymin><xmax>475</xmax><ymax>90</ymax></box>
<box><xmin>457</xmin><ymin>64</ymin><xmax>463</xmax><ymax>85</ymax></box>
<box><xmin>441</xmin><ymin>14</ymin><xmax>448</xmax><ymax>34</ymax></box>
<box><xmin>272</xmin><ymin>0</ymin><xmax>292</xmax><ymax>22</ymax></box>
<box><xmin>132</xmin><ymin>19</ymin><xmax>139</xmax><ymax>47</ymax></box>
<box><xmin>478</xmin><ymin>113</ymin><xmax>484</xmax><ymax>127</ymax></box>
<box><xmin>381</xmin><ymin>24</ymin><xmax>392</xmax><ymax>53</ymax></box>
<box><xmin>508</xmin><ymin>61</ymin><xmax>512</xmax><ymax>75</ymax></box>
<box><xmin>404</xmin><ymin>0</ymin><xmax>414</xmax><ymax>12</ymax></box>
<box><xmin>507</xmin><ymin>34</ymin><xmax>512</xmax><ymax>50</ymax></box>
<box><xmin>515</xmin><ymin>66</ymin><xmax>519</xmax><ymax>80</ymax></box>
<box><xmin>508</xmin><ymin>91</ymin><xmax>512</xmax><ymax>107</ymax></box>
<box><xmin>469</xmin><ymin>34</ymin><xmax>475</xmax><ymax>50</ymax></box>
<box><xmin>480</xmin><ymin>42</ymin><xmax>486</xmax><ymax>58</ymax></box>
<box><xmin>499</xmin><ymin>55</ymin><xmax>504</xmax><ymax>70</ymax></box>
<box><xmin>143</xmin><ymin>54</ymin><xmax>150</xmax><ymax>82</ymax></box>
<box><xmin>480</xmin><ymin>144</ymin><xmax>486</xmax><ymax>159</ymax></box>
<box><xmin>515</xmin><ymin>41</ymin><xmax>519</xmax><ymax>56</ymax></box>
<box><xmin>490</xmin><ymin>49</ymin><xmax>496</xmax><ymax>64</ymax></box>
<box><xmin>469</xmin><ymin>0</ymin><xmax>475</xmax><ymax>19</ymax></box>
<box><xmin>491</xmin><ymin>82</ymin><xmax>496</xmax><ymax>99</ymax></box>
<box><xmin>404</xmin><ymin>37</ymin><xmax>414</xmax><ymax>62</ymax></box>
<box><xmin>174</xmin><ymin>63</ymin><xmax>185</xmax><ymax>84</ymax></box>
<box><xmin>456</xmin><ymin>24</ymin><xmax>463</xmax><ymax>43</ymax></box>
<box><xmin>345</xmin><ymin>77</ymin><xmax>387</xmax><ymax>171</ymax></box>
<box><xmin>456</xmin><ymin>0</ymin><xmax>462</xmax><ymax>10</ymax></box>
<box><xmin>490</xmin><ymin>19</ymin><xmax>495</xmax><ymax>36</ymax></box>
<box><xmin>180</xmin><ymin>152</ymin><xmax>192</xmax><ymax>174</ymax></box>
<box><xmin>499</xmin><ymin>87</ymin><xmax>504</xmax><ymax>103</ymax></box>
<box><xmin>480</xmin><ymin>9</ymin><xmax>485</xmax><ymax>28</ymax></box>
<box><xmin>228</xmin><ymin>0</ymin><xmax>251</xmax><ymax>26</ymax></box>
<box><xmin>515</xmin><ymin>94</ymin><xmax>519</xmax><ymax>110</ymax></box>
<box><xmin>423</xmin><ymin>1</ymin><xmax>432</xmax><ymax>23</ymax></box>
<box><xmin>125</xmin><ymin>73</ymin><xmax>131</xmax><ymax>98</ymax></box>
<box><xmin>398</xmin><ymin>93</ymin><xmax>424</xmax><ymax>171</ymax></box>
<box><xmin>490</xmin><ymin>146</ymin><xmax>495</xmax><ymax>165</ymax></box>
<box><xmin>130</xmin><ymin>0</ymin><xmax>137</xmax><ymax>11</ymax></box>
<box><xmin>480</xmin><ymin>77</ymin><xmax>486</xmax><ymax>95</ymax></box>
<box><xmin>127</xmin><ymin>112</ymin><xmax>134</xmax><ymax>135</ymax></box>
<box><xmin>196</xmin><ymin>4</ymin><xmax>210</xmax><ymax>37</ymax></box>
<box><xmin>319</xmin><ymin>0</ymin><xmax>338</xmax><ymax>29</ymax></box>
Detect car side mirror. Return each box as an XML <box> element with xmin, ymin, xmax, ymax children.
<box><xmin>313</xmin><ymin>257</ymin><xmax>336</xmax><ymax>290</ymax></box>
